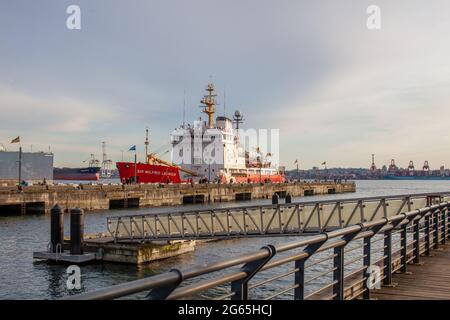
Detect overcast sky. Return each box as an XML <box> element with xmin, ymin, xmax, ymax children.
<box><xmin>1</xmin><ymin>0</ymin><xmax>450</xmax><ymax>169</ymax></box>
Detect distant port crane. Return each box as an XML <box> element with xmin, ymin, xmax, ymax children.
<box><xmin>101</xmin><ymin>142</ymin><xmax>113</xmax><ymax>178</ymax></box>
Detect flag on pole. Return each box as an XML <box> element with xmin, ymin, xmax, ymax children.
<box><xmin>129</xmin><ymin>145</ymin><xmax>136</xmax><ymax>152</ymax></box>
<box><xmin>10</xmin><ymin>136</ymin><xmax>20</xmax><ymax>144</ymax></box>
<box><xmin>294</xmin><ymin>159</ymin><xmax>298</xmax><ymax>165</ymax></box>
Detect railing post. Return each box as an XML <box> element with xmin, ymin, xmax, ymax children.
<box><xmin>383</xmin><ymin>229</ymin><xmax>393</xmax><ymax>285</ymax></box>
<box><xmin>382</xmin><ymin>215</ymin><xmax>406</xmax><ymax>286</ymax></box>
<box><xmin>294</xmin><ymin>237</ymin><xmax>327</xmax><ymax>300</ymax></box>
<box><xmin>400</xmin><ymin>221</ymin><xmax>408</xmax><ymax>273</ymax></box>
<box><xmin>441</xmin><ymin>207</ymin><xmax>446</xmax><ymax>245</ymax></box>
<box><xmin>362</xmin><ymin>237</ymin><xmax>372</xmax><ymax>299</ymax></box>
<box><xmin>425</xmin><ymin>214</ymin><xmax>431</xmax><ymax>256</ymax></box>
<box><xmin>333</xmin><ymin>231</ymin><xmax>360</xmax><ymax>300</ymax></box>
<box><xmin>413</xmin><ymin>216</ymin><xmax>420</xmax><ymax>264</ymax></box>
<box><xmin>447</xmin><ymin>204</ymin><xmax>450</xmax><ymax>240</ymax></box>
<box><xmin>362</xmin><ymin>221</ymin><xmax>386</xmax><ymax>300</ymax></box>
<box><xmin>433</xmin><ymin>209</ymin><xmax>439</xmax><ymax>249</ymax></box>
<box><xmin>294</xmin><ymin>260</ymin><xmax>305</xmax><ymax>300</ymax></box>
<box><xmin>333</xmin><ymin>246</ymin><xmax>345</xmax><ymax>300</ymax></box>
<box><xmin>231</xmin><ymin>245</ymin><xmax>276</xmax><ymax>300</ymax></box>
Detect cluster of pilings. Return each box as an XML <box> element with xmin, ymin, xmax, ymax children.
<box><xmin>50</xmin><ymin>204</ymin><xmax>84</xmax><ymax>255</ymax></box>
<box><xmin>271</xmin><ymin>193</ymin><xmax>292</xmax><ymax>205</ymax></box>
<box><xmin>34</xmin><ymin>204</ymin><xmax>93</xmax><ymax>263</ymax></box>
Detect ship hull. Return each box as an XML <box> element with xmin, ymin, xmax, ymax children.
<box><xmin>53</xmin><ymin>167</ymin><xmax>100</xmax><ymax>181</ymax></box>
<box><xmin>116</xmin><ymin>162</ymin><xmax>182</xmax><ymax>184</ymax></box>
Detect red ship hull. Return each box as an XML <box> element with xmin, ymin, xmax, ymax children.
<box><xmin>116</xmin><ymin>162</ymin><xmax>182</xmax><ymax>184</ymax></box>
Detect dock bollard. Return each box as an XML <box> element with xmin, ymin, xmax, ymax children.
<box><xmin>285</xmin><ymin>193</ymin><xmax>292</xmax><ymax>204</ymax></box>
<box><xmin>70</xmin><ymin>208</ymin><xmax>84</xmax><ymax>255</ymax></box>
<box><xmin>272</xmin><ymin>193</ymin><xmax>279</xmax><ymax>205</ymax></box>
<box><xmin>50</xmin><ymin>204</ymin><xmax>64</xmax><ymax>253</ymax></box>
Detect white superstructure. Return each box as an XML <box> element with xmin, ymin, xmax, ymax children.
<box><xmin>170</xmin><ymin>83</ymin><xmax>283</xmax><ymax>183</ymax></box>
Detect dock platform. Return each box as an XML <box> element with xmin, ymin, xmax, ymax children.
<box><xmin>0</xmin><ymin>181</ymin><xmax>356</xmax><ymax>215</ymax></box>
<box><xmin>372</xmin><ymin>243</ymin><xmax>450</xmax><ymax>300</ymax></box>
<box><xmin>33</xmin><ymin>252</ymin><xmax>98</xmax><ymax>264</ymax></box>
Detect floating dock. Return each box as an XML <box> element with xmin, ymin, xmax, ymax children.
<box><xmin>0</xmin><ymin>181</ymin><xmax>355</xmax><ymax>214</ymax></box>
<box><xmin>81</xmin><ymin>235</ymin><xmax>196</xmax><ymax>264</ymax></box>
<box><xmin>34</xmin><ymin>232</ymin><xmax>197</xmax><ymax>265</ymax></box>
<box><xmin>33</xmin><ymin>205</ymin><xmax>198</xmax><ymax>265</ymax></box>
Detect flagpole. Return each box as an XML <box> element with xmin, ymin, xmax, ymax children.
<box><xmin>134</xmin><ymin>150</ymin><xmax>137</xmax><ymax>184</ymax></box>
<box><xmin>18</xmin><ymin>146</ymin><xmax>22</xmax><ymax>185</ymax></box>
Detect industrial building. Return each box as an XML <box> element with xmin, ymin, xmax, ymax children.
<box><xmin>0</xmin><ymin>150</ymin><xmax>53</xmax><ymax>183</ymax></box>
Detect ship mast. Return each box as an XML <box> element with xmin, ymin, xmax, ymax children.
<box><xmin>144</xmin><ymin>128</ymin><xmax>149</xmax><ymax>160</ymax></box>
<box><xmin>200</xmin><ymin>83</ymin><xmax>217</xmax><ymax>129</ymax></box>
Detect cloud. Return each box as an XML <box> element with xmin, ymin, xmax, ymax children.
<box><xmin>2</xmin><ymin>0</ymin><xmax>450</xmax><ymax>169</ymax></box>
<box><xmin>0</xmin><ymin>84</ymin><xmax>118</xmax><ymax>132</ymax></box>
<box><xmin>0</xmin><ymin>84</ymin><xmax>122</xmax><ymax>165</ymax></box>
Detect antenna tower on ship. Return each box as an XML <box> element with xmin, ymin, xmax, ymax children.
<box><xmin>223</xmin><ymin>90</ymin><xmax>227</xmax><ymax>117</ymax></box>
<box><xmin>144</xmin><ymin>128</ymin><xmax>149</xmax><ymax>160</ymax></box>
<box><xmin>200</xmin><ymin>83</ymin><xmax>217</xmax><ymax>129</ymax></box>
<box><xmin>233</xmin><ymin>110</ymin><xmax>244</xmax><ymax>129</ymax></box>
<box><xmin>183</xmin><ymin>90</ymin><xmax>186</xmax><ymax>127</ymax></box>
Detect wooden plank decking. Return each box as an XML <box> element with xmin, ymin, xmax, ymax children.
<box><xmin>372</xmin><ymin>243</ymin><xmax>450</xmax><ymax>300</ymax></box>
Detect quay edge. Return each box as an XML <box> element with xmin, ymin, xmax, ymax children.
<box><xmin>0</xmin><ymin>181</ymin><xmax>356</xmax><ymax>214</ymax></box>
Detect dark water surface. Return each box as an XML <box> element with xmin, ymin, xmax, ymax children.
<box><xmin>1</xmin><ymin>180</ymin><xmax>450</xmax><ymax>299</ymax></box>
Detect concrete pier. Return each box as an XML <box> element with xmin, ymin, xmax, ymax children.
<box><xmin>82</xmin><ymin>237</ymin><xmax>197</xmax><ymax>264</ymax></box>
<box><xmin>0</xmin><ymin>181</ymin><xmax>355</xmax><ymax>214</ymax></box>
<box><xmin>34</xmin><ymin>234</ymin><xmax>197</xmax><ymax>265</ymax></box>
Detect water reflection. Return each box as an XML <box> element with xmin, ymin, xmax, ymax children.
<box><xmin>0</xmin><ymin>180</ymin><xmax>449</xmax><ymax>299</ymax></box>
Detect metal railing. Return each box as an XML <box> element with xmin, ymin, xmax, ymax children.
<box><xmin>66</xmin><ymin>194</ymin><xmax>450</xmax><ymax>300</ymax></box>
<box><xmin>107</xmin><ymin>192</ymin><xmax>450</xmax><ymax>241</ymax></box>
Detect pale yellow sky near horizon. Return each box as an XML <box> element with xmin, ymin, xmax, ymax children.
<box><xmin>1</xmin><ymin>0</ymin><xmax>450</xmax><ymax>170</ymax></box>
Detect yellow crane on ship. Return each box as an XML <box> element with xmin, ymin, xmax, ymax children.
<box><xmin>147</xmin><ymin>153</ymin><xmax>198</xmax><ymax>177</ymax></box>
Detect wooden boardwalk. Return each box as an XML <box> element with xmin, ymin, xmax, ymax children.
<box><xmin>372</xmin><ymin>243</ymin><xmax>450</xmax><ymax>300</ymax></box>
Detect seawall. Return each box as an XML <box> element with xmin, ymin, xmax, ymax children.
<box><xmin>0</xmin><ymin>181</ymin><xmax>356</xmax><ymax>214</ymax></box>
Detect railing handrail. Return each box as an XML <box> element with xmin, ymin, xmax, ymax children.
<box><xmin>65</xmin><ymin>199</ymin><xmax>450</xmax><ymax>300</ymax></box>
<box><xmin>106</xmin><ymin>191</ymin><xmax>450</xmax><ymax>220</ymax></box>
<box><xmin>107</xmin><ymin>192</ymin><xmax>450</xmax><ymax>241</ymax></box>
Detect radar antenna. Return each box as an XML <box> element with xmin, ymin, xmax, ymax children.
<box><xmin>233</xmin><ymin>110</ymin><xmax>244</xmax><ymax>129</ymax></box>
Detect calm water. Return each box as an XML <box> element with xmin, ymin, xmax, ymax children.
<box><xmin>1</xmin><ymin>180</ymin><xmax>450</xmax><ymax>300</ymax></box>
